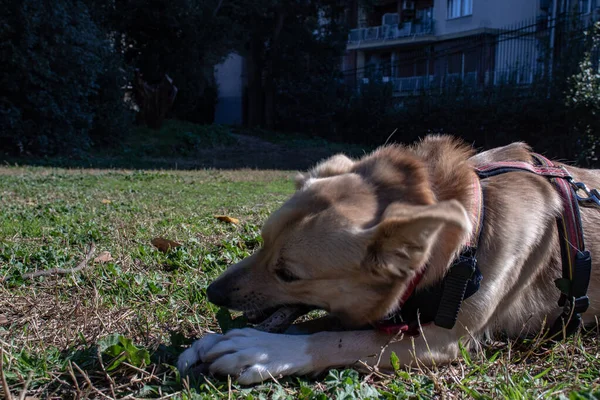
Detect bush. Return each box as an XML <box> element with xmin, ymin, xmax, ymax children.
<box><xmin>123</xmin><ymin>120</ymin><xmax>235</xmax><ymax>157</ymax></box>
<box><xmin>0</xmin><ymin>0</ymin><xmax>130</xmax><ymax>156</ymax></box>
<box><xmin>280</xmin><ymin>59</ymin><xmax>598</xmax><ymax>165</ymax></box>
<box><xmin>565</xmin><ymin>22</ymin><xmax>600</xmax><ymax>166</ymax></box>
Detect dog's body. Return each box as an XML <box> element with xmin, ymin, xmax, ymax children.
<box><xmin>178</xmin><ymin>136</ymin><xmax>600</xmax><ymax>384</ymax></box>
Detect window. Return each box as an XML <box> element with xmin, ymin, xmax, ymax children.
<box><xmin>447</xmin><ymin>53</ymin><xmax>463</xmax><ymax>75</ymax></box>
<box><xmin>447</xmin><ymin>0</ymin><xmax>473</xmax><ymax>19</ymax></box>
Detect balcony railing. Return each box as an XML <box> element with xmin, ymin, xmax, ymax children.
<box><xmin>359</xmin><ymin>72</ymin><xmax>480</xmax><ymax>94</ymax></box>
<box><xmin>348</xmin><ymin>19</ymin><xmax>434</xmax><ymax>44</ymax></box>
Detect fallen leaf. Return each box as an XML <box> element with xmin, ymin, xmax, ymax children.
<box><xmin>151</xmin><ymin>237</ymin><xmax>182</xmax><ymax>253</ymax></box>
<box><xmin>214</xmin><ymin>215</ymin><xmax>240</xmax><ymax>225</ymax></box>
<box><xmin>101</xmin><ymin>199</ymin><xmax>112</xmax><ymax>204</ymax></box>
<box><xmin>0</xmin><ymin>314</ymin><xmax>8</xmax><ymax>325</ymax></box>
<box><xmin>94</xmin><ymin>251</ymin><xmax>114</xmax><ymax>263</ymax></box>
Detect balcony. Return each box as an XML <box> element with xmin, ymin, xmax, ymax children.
<box><xmin>348</xmin><ymin>20</ymin><xmax>434</xmax><ymax>43</ymax></box>
<box><xmin>348</xmin><ymin>10</ymin><xmax>434</xmax><ymax>49</ymax></box>
<box><xmin>359</xmin><ymin>72</ymin><xmax>480</xmax><ymax>95</ymax></box>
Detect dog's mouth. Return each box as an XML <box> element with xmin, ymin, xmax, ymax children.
<box><xmin>243</xmin><ymin>304</ymin><xmax>318</xmax><ymax>332</ymax></box>
<box><xmin>244</xmin><ymin>307</ymin><xmax>281</xmax><ymax>324</ymax></box>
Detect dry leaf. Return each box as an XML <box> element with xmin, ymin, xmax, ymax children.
<box><xmin>94</xmin><ymin>251</ymin><xmax>114</xmax><ymax>263</ymax></box>
<box><xmin>0</xmin><ymin>314</ymin><xmax>8</xmax><ymax>325</ymax></box>
<box><xmin>151</xmin><ymin>237</ymin><xmax>182</xmax><ymax>253</ymax></box>
<box><xmin>101</xmin><ymin>199</ymin><xmax>112</xmax><ymax>204</ymax></box>
<box><xmin>214</xmin><ymin>215</ymin><xmax>240</xmax><ymax>225</ymax></box>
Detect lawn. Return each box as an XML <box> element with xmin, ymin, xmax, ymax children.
<box><xmin>0</xmin><ymin>166</ymin><xmax>599</xmax><ymax>399</ymax></box>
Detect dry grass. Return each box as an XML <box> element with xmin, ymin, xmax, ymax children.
<box><xmin>0</xmin><ymin>166</ymin><xmax>598</xmax><ymax>399</ymax></box>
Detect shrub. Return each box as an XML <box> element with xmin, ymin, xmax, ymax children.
<box><xmin>0</xmin><ymin>0</ymin><xmax>130</xmax><ymax>156</ymax></box>
<box><xmin>124</xmin><ymin>120</ymin><xmax>235</xmax><ymax>157</ymax></box>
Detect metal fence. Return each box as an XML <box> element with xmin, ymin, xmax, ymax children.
<box><xmin>348</xmin><ymin>19</ymin><xmax>435</xmax><ymax>43</ymax></box>
<box><xmin>343</xmin><ymin>11</ymin><xmax>600</xmax><ymax>96</ymax></box>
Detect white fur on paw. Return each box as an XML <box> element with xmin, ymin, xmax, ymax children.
<box><xmin>203</xmin><ymin>328</ymin><xmax>312</xmax><ymax>384</ymax></box>
<box><xmin>177</xmin><ymin>333</ymin><xmax>224</xmax><ymax>374</ymax></box>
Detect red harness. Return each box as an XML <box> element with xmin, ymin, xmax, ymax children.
<box><xmin>375</xmin><ymin>154</ymin><xmax>594</xmax><ymax>338</ymax></box>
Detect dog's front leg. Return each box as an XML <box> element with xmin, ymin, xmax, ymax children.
<box><xmin>180</xmin><ymin>326</ymin><xmax>462</xmax><ymax>384</ymax></box>
<box><xmin>302</xmin><ymin>325</ymin><xmax>462</xmax><ymax>374</ymax></box>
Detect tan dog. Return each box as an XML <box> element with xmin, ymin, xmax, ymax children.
<box><xmin>178</xmin><ymin>135</ymin><xmax>600</xmax><ymax>384</ymax></box>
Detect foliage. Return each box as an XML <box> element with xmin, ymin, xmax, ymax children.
<box><xmin>0</xmin><ymin>0</ymin><xmax>131</xmax><ymax>156</ymax></box>
<box><xmin>94</xmin><ymin>0</ymin><xmax>243</xmax><ymax>123</ymax></box>
<box><xmin>565</xmin><ymin>22</ymin><xmax>600</xmax><ymax>166</ymax></box>
<box><xmin>99</xmin><ymin>334</ymin><xmax>151</xmax><ymax>371</ymax></box>
<box><xmin>242</xmin><ymin>0</ymin><xmax>351</xmax><ymax>129</ymax></box>
<box><xmin>124</xmin><ymin>120</ymin><xmax>236</xmax><ymax>158</ymax></box>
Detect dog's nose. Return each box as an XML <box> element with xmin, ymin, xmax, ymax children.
<box><xmin>206</xmin><ymin>282</ymin><xmax>229</xmax><ymax>307</ymax></box>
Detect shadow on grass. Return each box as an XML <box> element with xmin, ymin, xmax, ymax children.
<box><xmin>2</xmin><ymin>124</ymin><xmax>372</xmax><ymax>171</ymax></box>
<box><xmin>33</xmin><ymin>331</ymin><xmax>194</xmax><ymax>398</ymax></box>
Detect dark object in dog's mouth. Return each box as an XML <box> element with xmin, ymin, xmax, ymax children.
<box><xmin>244</xmin><ymin>305</ymin><xmax>316</xmax><ymax>333</ymax></box>
<box><xmin>244</xmin><ymin>307</ymin><xmax>281</xmax><ymax>324</ymax></box>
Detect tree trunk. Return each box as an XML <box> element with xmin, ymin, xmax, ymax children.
<box><xmin>246</xmin><ymin>35</ymin><xmax>265</xmax><ymax>127</ymax></box>
<box><xmin>133</xmin><ymin>70</ymin><xmax>178</xmax><ymax>129</ymax></box>
<box><xmin>264</xmin><ymin>9</ymin><xmax>287</xmax><ymax>130</ymax></box>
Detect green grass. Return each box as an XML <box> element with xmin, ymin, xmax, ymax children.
<box><xmin>0</xmin><ymin>166</ymin><xmax>599</xmax><ymax>399</ymax></box>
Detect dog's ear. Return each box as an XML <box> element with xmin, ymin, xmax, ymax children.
<box><xmin>362</xmin><ymin>200</ymin><xmax>471</xmax><ymax>278</ymax></box>
<box><xmin>295</xmin><ymin>154</ymin><xmax>354</xmax><ymax>190</ymax></box>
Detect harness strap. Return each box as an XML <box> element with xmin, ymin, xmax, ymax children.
<box><xmin>434</xmin><ymin>247</ymin><xmax>479</xmax><ymax>329</ymax></box>
<box><xmin>531</xmin><ymin>154</ymin><xmax>591</xmax><ymax>338</ymax></box>
<box><xmin>374</xmin><ymin>247</ymin><xmax>482</xmax><ymax>336</ymax></box>
<box><xmin>374</xmin><ymin>175</ymin><xmax>484</xmax><ymax>335</ymax></box>
<box><xmin>475</xmin><ymin>154</ymin><xmax>591</xmax><ymax>338</ymax></box>
<box><xmin>474</xmin><ymin>160</ymin><xmax>572</xmax><ymax>179</ymax></box>
<box><xmin>376</xmin><ymin>153</ymin><xmax>593</xmax><ymax>338</ymax></box>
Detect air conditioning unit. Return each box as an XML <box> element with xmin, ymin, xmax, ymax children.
<box><xmin>382</xmin><ymin>13</ymin><xmax>400</xmax><ymax>25</ymax></box>
<box><xmin>402</xmin><ymin>0</ymin><xmax>415</xmax><ymax>10</ymax></box>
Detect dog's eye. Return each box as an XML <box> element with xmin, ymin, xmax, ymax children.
<box><xmin>275</xmin><ymin>268</ymin><xmax>300</xmax><ymax>283</ymax></box>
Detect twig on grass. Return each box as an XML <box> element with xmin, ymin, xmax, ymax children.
<box><xmin>72</xmin><ymin>362</ymin><xmax>113</xmax><ymax>400</ymax></box>
<box><xmin>96</xmin><ymin>347</ymin><xmax>117</xmax><ymax>399</ymax></box>
<box><xmin>18</xmin><ymin>371</ymin><xmax>32</xmax><ymax>400</ymax></box>
<box><xmin>22</xmin><ymin>243</ymin><xmax>96</xmax><ymax>280</ymax></box>
<box><xmin>0</xmin><ymin>346</ymin><xmax>13</xmax><ymax>400</ymax></box>
<box><xmin>0</xmin><ymin>346</ymin><xmax>12</xmax><ymax>400</ymax></box>
<box><xmin>66</xmin><ymin>361</ymin><xmax>82</xmax><ymax>398</ymax></box>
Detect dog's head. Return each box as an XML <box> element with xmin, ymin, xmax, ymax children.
<box><xmin>207</xmin><ymin>141</ymin><xmax>473</xmax><ymax>327</ymax></box>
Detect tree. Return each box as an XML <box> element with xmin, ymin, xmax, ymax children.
<box><xmin>235</xmin><ymin>0</ymin><xmax>351</xmax><ymax>130</ymax></box>
<box><xmin>0</xmin><ymin>0</ymin><xmax>130</xmax><ymax>155</ymax></box>
<box><xmin>93</xmin><ymin>0</ymin><xmax>240</xmax><ymax>123</ymax></box>
<box><xmin>566</xmin><ymin>22</ymin><xmax>600</xmax><ymax>166</ymax></box>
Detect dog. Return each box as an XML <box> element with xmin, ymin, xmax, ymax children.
<box><xmin>178</xmin><ymin>135</ymin><xmax>600</xmax><ymax>384</ymax></box>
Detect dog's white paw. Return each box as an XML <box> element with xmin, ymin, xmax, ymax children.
<box><xmin>177</xmin><ymin>333</ymin><xmax>224</xmax><ymax>373</ymax></box>
<box><xmin>202</xmin><ymin>328</ymin><xmax>312</xmax><ymax>384</ymax></box>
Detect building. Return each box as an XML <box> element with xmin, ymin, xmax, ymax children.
<box><xmin>214</xmin><ymin>53</ymin><xmax>245</xmax><ymax>125</ymax></box>
<box><xmin>343</xmin><ymin>0</ymin><xmax>600</xmax><ymax>95</ymax></box>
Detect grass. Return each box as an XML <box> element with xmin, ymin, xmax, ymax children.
<box><xmin>0</xmin><ymin>166</ymin><xmax>599</xmax><ymax>399</ymax></box>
